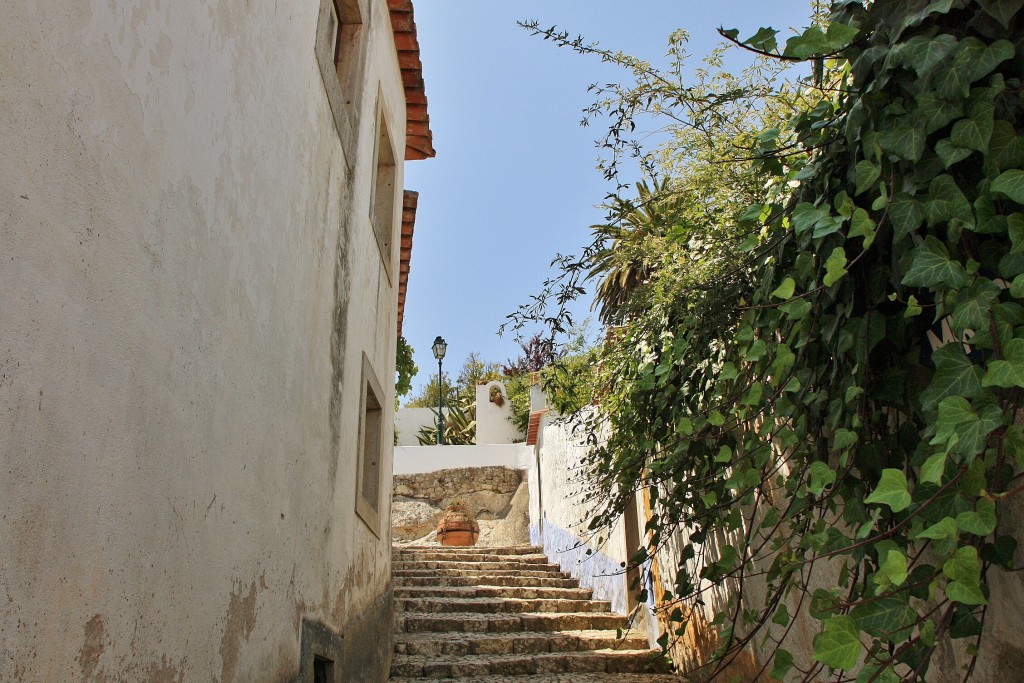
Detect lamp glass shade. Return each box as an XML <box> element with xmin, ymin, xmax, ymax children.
<box><xmin>432</xmin><ymin>336</ymin><xmax>447</xmax><ymax>360</ymax></box>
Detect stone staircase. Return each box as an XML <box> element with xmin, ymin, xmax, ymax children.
<box><xmin>389</xmin><ymin>545</ymin><xmax>684</xmax><ymax>682</ymax></box>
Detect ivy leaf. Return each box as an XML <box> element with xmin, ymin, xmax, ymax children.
<box><xmin>824</xmin><ymin>21</ymin><xmax>859</xmax><ymax>50</ymax></box>
<box><xmin>744</xmin><ymin>26</ymin><xmax>779</xmax><ymax>53</ymax></box>
<box><xmin>901</xmin><ymin>236</ymin><xmax>971</xmax><ymax>289</ymax></box>
<box><xmin>915</xmin><ymin>92</ymin><xmax>964</xmax><ymax>134</ymax></box>
<box><xmin>951</xmin><ymin>279</ymin><xmax>1002</xmax><ymax>333</ymax></box>
<box><xmin>780</xmin><ymin>298</ymin><xmax>812</xmax><ymax>320</ymax></box>
<box><xmin>833</xmin><ymin>428</ymin><xmax>858</xmax><ymax>449</ymax></box>
<box><xmin>812</xmin><ymin>615</ymin><xmax>863</xmax><ymax>671</ymax></box>
<box><xmin>904</xmin><ymin>294</ymin><xmax>923</xmax><ymax>318</ymax></box>
<box><xmin>770</xmin><ymin>648</ymin><xmax>794</xmax><ymax>680</ymax></box>
<box><xmin>772</xmin><ymin>277</ymin><xmax>796</xmax><ymax>299</ymax></box>
<box><xmin>893</xmin><ymin>33</ymin><xmax>958</xmax><ymax>77</ymax></box>
<box><xmin>849</xmin><ymin>208</ymin><xmax>877</xmax><ymax>247</ymax></box>
<box><xmin>865</xmin><ymin>469</ymin><xmax>912</xmax><ymax>512</ymax></box>
<box><xmin>889</xmin><ymin>193</ymin><xmax>924</xmax><ymax>243</ymax></box>
<box><xmin>920</xmin><ymin>344</ymin><xmax>984</xmax><ymax>412</ymax></box>
<box><xmin>850</xmin><ymin>596</ymin><xmax>918</xmax><ymax>639</ymax></box>
<box><xmin>991</xmin><ymin>169</ymin><xmax>1024</xmax><ymax>205</ymax></box>
<box><xmin>936</xmin><ymin>38</ymin><xmax>1014</xmax><ymax>100</ymax></box>
<box><xmin>947</xmin><ymin>581</ymin><xmax>988</xmax><ymax>605</ymax></box>
<box><xmin>950</xmin><ymin>103</ymin><xmax>995</xmax><ymax>153</ymax></box>
<box><xmin>982</xmin><ymin>338</ymin><xmax>1024</xmax><ymax>388</ymax></box>
<box><xmin>823</xmin><ymin>247</ymin><xmax>848</xmax><ymax>287</ymax></box>
<box><xmin>943</xmin><ymin>545</ymin><xmax>982</xmax><ymax>586</ymax></box>
<box><xmin>783</xmin><ymin>25</ymin><xmax>831</xmax><ymax>60</ymax></box>
<box><xmin>914</xmin><ymin>515</ymin><xmax>957</xmax><ymax>540</ymax></box>
<box><xmin>956</xmin><ymin>497</ymin><xmax>997</xmax><ymax>536</ymax></box>
<box><xmin>878</xmin><ymin>122</ymin><xmax>927</xmax><ymax>162</ymax></box>
<box><xmin>924</xmin><ymin>175</ymin><xmax>972</xmax><ymax>228</ymax></box>
<box><xmin>935</xmin><ymin>139</ymin><xmax>972</xmax><ymax>168</ymax></box>
<box><xmin>854</xmin><ymin>160</ymin><xmax>881</xmax><ymax>195</ymax></box>
<box><xmin>921</xmin><ymin>452</ymin><xmax>947</xmax><ymax>484</ymax></box>
<box><xmin>792</xmin><ymin>202</ymin><xmax>831</xmax><ymax>234</ymax></box>
<box><xmin>977</xmin><ymin>0</ymin><xmax>1024</xmax><ymax>28</ymax></box>
<box><xmin>877</xmin><ymin>546</ymin><xmax>910</xmax><ymax>587</ymax></box>
<box><xmin>809</xmin><ymin>461</ymin><xmax>837</xmax><ymax>496</ymax></box>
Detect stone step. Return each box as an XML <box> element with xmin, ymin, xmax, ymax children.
<box><xmin>393</xmin><ymin>560</ymin><xmax>564</xmax><ymax>572</ymax></box>
<box><xmin>394</xmin><ymin>575</ymin><xmax>581</xmax><ymax>589</ymax></box>
<box><xmin>395</xmin><ymin>629</ymin><xmax>650</xmax><ymax>657</ymax></box>
<box><xmin>396</xmin><ymin>597</ymin><xmax>611</xmax><ymax>615</ymax></box>
<box><xmin>396</xmin><ymin>612</ymin><xmax>629</xmax><ymax>634</ymax></box>
<box><xmin>396</xmin><ymin>545</ymin><xmax>544</xmax><ymax>556</ymax></box>
<box><xmin>390</xmin><ymin>675</ymin><xmax>685</xmax><ymax>683</ymax></box>
<box><xmin>390</xmin><ymin>649</ymin><xmax>667</xmax><ymax>678</ymax></box>
<box><xmin>394</xmin><ymin>551</ymin><xmax>551</xmax><ymax>564</ymax></box>
<box><xmin>395</xmin><ymin>585</ymin><xmax>593</xmax><ymax>601</ymax></box>
<box><xmin>393</xmin><ymin>565</ymin><xmax>569</xmax><ymax>577</ymax></box>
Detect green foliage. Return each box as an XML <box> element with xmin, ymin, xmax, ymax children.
<box><xmin>395</xmin><ymin>336</ymin><xmax>418</xmax><ymax>399</ymax></box>
<box><xmin>416</xmin><ymin>394</ymin><xmax>476</xmax><ymax>446</ymax></box>
<box><xmin>403</xmin><ymin>369</ymin><xmax>457</xmax><ymax>409</ymax></box>
<box><xmin>520</xmin><ymin>2</ymin><xmax>1024</xmax><ymax>680</ymax></box>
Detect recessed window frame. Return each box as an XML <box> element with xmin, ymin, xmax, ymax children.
<box><xmin>355</xmin><ymin>353</ymin><xmax>385</xmax><ymax>536</ymax></box>
<box><xmin>315</xmin><ymin>0</ymin><xmax>366</xmax><ymax>153</ymax></box>
<box><xmin>369</xmin><ymin>95</ymin><xmax>399</xmax><ymax>283</ymax></box>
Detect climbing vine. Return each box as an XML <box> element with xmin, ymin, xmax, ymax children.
<box><xmin>519</xmin><ymin>1</ymin><xmax>1024</xmax><ymax>680</ymax></box>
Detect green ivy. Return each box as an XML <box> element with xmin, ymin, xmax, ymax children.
<box><xmin>567</xmin><ymin>1</ymin><xmax>1024</xmax><ymax>680</ymax></box>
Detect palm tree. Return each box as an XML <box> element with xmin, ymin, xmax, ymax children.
<box><xmin>588</xmin><ymin>178</ymin><xmax>682</xmax><ymax>325</ymax></box>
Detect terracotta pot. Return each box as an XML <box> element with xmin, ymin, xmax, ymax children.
<box><xmin>436</xmin><ymin>505</ymin><xmax>479</xmax><ymax>546</ymax></box>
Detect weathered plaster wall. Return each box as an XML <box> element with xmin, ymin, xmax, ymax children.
<box><xmin>0</xmin><ymin>0</ymin><xmax>406</xmax><ymax>680</ymax></box>
<box><xmin>475</xmin><ymin>381</ymin><xmax>523</xmax><ymax>444</ymax></box>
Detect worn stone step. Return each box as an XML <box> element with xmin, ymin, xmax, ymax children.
<box><xmin>394</xmin><ymin>551</ymin><xmax>551</xmax><ymax>564</ymax></box>
<box><xmin>393</xmin><ymin>565</ymin><xmax>569</xmax><ymax>577</ymax></box>
<box><xmin>396</xmin><ymin>596</ymin><xmax>611</xmax><ymax>615</ymax></box>
<box><xmin>395</xmin><ymin>585</ymin><xmax>593</xmax><ymax>601</ymax></box>
<box><xmin>393</xmin><ymin>560</ymin><xmax>564</xmax><ymax>572</ymax></box>
<box><xmin>389</xmin><ymin>675</ymin><xmax>685</xmax><ymax>683</ymax></box>
<box><xmin>390</xmin><ymin>649</ymin><xmax>666</xmax><ymax>678</ymax></box>
<box><xmin>394</xmin><ymin>575</ymin><xmax>580</xmax><ymax>589</ymax></box>
<box><xmin>396</xmin><ymin>611</ymin><xmax>629</xmax><ymax>634</ymax></box>
<box><xmin>396</xmin><ymin>545</ymin><xmax>543</xmax><ymax>556</ymax></box>
<box><xmin>395</xmin><ymin>629</ymin><xmax>650</xmax><ymax>657</ymax></box>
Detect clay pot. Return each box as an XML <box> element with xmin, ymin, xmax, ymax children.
<box><xmin>436</xmin><ymin>504</ymin><xmax>479</xmax><ymax>546</ymax></box>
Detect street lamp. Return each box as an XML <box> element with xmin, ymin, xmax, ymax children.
<box><xmin>432</xmin><ymin>336</ymin><xmax>447</xmax><ymax>445</ymax></box>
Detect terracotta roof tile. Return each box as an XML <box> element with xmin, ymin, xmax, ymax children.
<box><xmin>388</xmin><ymin>0</ymin><xmax>435</xmax><ymax>160</ymax></box>
<box><xmin>397</xmin><ymin>190</ymin><xmax>418</xmax><ymax>337</ymax></box>
<box><xmin>525</xmin><ymin>409</ymin><xmax>549</xmax><ymax>446</ymax></box>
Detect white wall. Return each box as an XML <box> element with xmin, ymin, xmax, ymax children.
<box><xmin>0</xmin><ymin>0</ymin><xmax>406</xmax><ymax>680</ymax></box>
<box><xmin>475</xmin><ymin>381</ymin><xmax>524</xmax><ymax>444</ymax></box>
<box><xmin>531</xmin><ymin>412</ymin><xmax>633</xmax><ymax>615</ymax></box>
<box><xmin>395</xmin><ymin>407</ymin><xmax>440</xmax><ymax>446</ymax></box>
<box><xmin>394</xmin><ymin>444</ymin><xmax>533</xmax><ymax>475</ymax></box>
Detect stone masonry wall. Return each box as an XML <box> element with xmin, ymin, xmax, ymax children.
<box><xmin>392</xmin><ymin>466</ymin><xmax>529</xmax><ymax>545</ymax></box>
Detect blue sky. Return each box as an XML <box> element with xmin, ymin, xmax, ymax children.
<box><xmin>402</xmin><ymin>1</ymin><xmax>814</xmax><ymax>398</ymax></box>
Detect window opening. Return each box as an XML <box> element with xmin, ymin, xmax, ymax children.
<box><xmin>355</xmin><ymin>354</ymin><xmax>385</xmax><ymax>535</ymax></box>
<box><xmin>370</xmin><ymin>104</ymin><xmax>397</xmax><ymax>280</ymax></box>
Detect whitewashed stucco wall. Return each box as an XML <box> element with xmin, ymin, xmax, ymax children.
<box><xmin>394</xmin><ymin>444</ymin><xmax>532</xmax><ymax>475</ymax></box>
<box><xmin>531</xmin><ymin>413</ymin><xmax>633</xmax><ymax>615</ymax></box>
<box><xmin>0</xmin><ymin>0</ymin><xmax>406</xmax><ymax>680</ymax></box>
<box><xmin>475</xmin><ymin>381</ymin><xmax>523</xmax><ymax>444</ymax></box>
<box><xmin>395</xmin><ymin>407</ymin><xmax>440</xmax><ymax>446</ymax></box>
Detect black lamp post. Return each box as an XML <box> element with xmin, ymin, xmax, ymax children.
<box><xmin>432</xmin><ymin>336</ymin><xmax>447</xmax><ymax>445</ymax></box>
